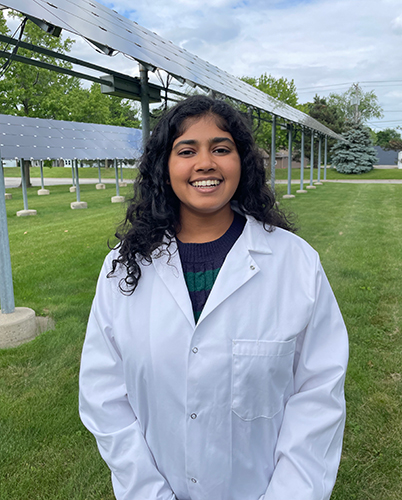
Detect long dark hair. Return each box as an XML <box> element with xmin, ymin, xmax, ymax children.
<box><xmin>109</xmin><ymin>95</ymin><xmax>295</xmax><ymax>293</ymax></box>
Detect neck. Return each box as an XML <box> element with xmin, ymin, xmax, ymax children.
<box><xmin>177</xmin><ymin>205</ymin><xmax>235</xmax><ymax>243</ymax></box>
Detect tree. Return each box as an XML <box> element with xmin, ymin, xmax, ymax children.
<box><xmin>242</xmin><ymin>74</ymin><xmax>298</xmax><ymax>108</ymax></box>
<box><xmin>296</xmin><ymin>95</ymin><xmax>344</xmax><ymax>166</ymax></box>
<box><xmin>63</xmin><ymin>84</ymin><xmax>140</xmax><ymax>128</ymax></box>
<box><xmin>240</xmin><ymin>74</ymin><xmax>299</xmax><ymax>155</ymax></box>
<box><xmin>0</xmin><ymin>9</ymin><xmax>7</xmax><ymax>35</ymax></box>
<box><xmin>328</xmin><ymin>83</ymin><xmax>383</xmax><ymax>126</ymax></box>
<box><xmin>0</xmin><ymin>13</ymin><xmax>140</xmax><ymax>127</ymax></box>
<box><xmin>384</xmin><ymin>138</ymin><xmax>402</xmax><ymax>152</ymax></box>
<box><xmin>374</xmin><ymin>128</ymin><xmax>402</xmax><ymax>149</ymax></box>
<box><xmin>306</xmin><ymin>95</ymin><xmax>344</xmax><ymax>135</ymax></box>
<box><xmin>0</xmin><ymin>12</ymin><xmax>80</xmax><ymax>119</ymax></box>
<box><xmin>0</xmin><ymin>12</ymin><xmax>140</xmax><ymax>184</ymax></box>
<box><xmin>330</xmin><ymin>124</ymin><xmax>378</xmax><ymax>174</ymax></box>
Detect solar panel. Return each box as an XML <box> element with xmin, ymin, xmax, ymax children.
<box><xmin>1</xmin><ymin>0</ymin><xmax>342</xmax><ymax>139</ymax></box>
<box><xmin>0</xmin><ymin>114</ymin><xmax>142</xmax><ymax>160</ymax></box>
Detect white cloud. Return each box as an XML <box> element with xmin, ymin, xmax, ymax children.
<box><xmin>391</xmin><ymin>14</ymin><xmax>402</xmax><ymax>34</ymax></box>
<box><xmin>96</xmin><ymin>0</ymin><xmax>402</xmax><ymax>129</ymax></box>
<box><xmin>5</xmin><ymin>0</ymin><xmax>399</xmax><ymax>130</ymax></box>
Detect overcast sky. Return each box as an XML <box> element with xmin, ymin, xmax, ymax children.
<box><xmin>6</xmin><ymin>0</ymin><xmax>402</xmax><ymax>131</ymax></box>
<box><xmin>91</xmin><ymin>0</ymin><xmax>402</xmax><ymax>131</ymax></box>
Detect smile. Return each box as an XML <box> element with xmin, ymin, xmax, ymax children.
<box><xmin>190</xmin><ymin>180</ymin><xmax>222</xmax><ymax>188</ymax></box>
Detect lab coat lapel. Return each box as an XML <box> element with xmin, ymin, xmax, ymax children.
<box><xmin>152</xmin><ymin>242</ymin><xmax>195</xmax><ymax>328</ymax></box>
<box><xmin>198</xmin><ymin>217</ymin><xmax>272</xmax><ymax>324</ymax></box>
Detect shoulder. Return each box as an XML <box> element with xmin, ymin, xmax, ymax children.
<box><xmin>246</xmin><ymin>216</ymin><xmax>318</xmax><ymax>257</ymax></box>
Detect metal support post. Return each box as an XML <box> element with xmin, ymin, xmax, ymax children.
<box><xmin>70</xmin><ymin>159</ymin><xmax>87</xmax><ymax>209</ymax></box>
<box><xmin>98</xmin><ymin>159</ymin><xmax>102</xmax><ymax>183</ymax></box>
<box><xmin>114</xmin><ymin>158</ymin><xmax>120</xmax><ymax>196</ymax></box>
<box><xmin>270</xmin><ymin>115</ymin><xmax>276</xmax><ymax>192</ymax></box>
<box><xmin>297</xmin><ymin>129</ymin><xmax>307</xmax><ymax>194</ymax></box>
<box><xmin>300</xmin><ymin>129</ymin><xmax>305</xmax><ymax>191</ymax></box>
<box><xmin>324</xmin><ymin>136</ymin><xmax>328</xmax><ymax>180</ymax></box>
<box><xmin>71</xmin><ymin>160</ymin><xmax>76</xmax><ymax>186</ymax></box>
<box><xmin>20</xmin><ymin>158</ymin><xmax>29</xmax><ymax>210</ymax></box>
<box><xmin>75</xmin><ymin>159</ymin><xmax>81</xmax><ymax>202</ymax></box>
<box><xmin>317</xmin><ymin>136</ymin><xmax>322</xmax><ymax>183</ymax></box>
<box><xmin>40</xmin><ymin>159</ymin><xmax>45</xmax><ymax>189</ymax></box>
<box><xmin>120</xmin><ymin>159</ymin><xmax>124</xmax><ymax>181</ymax></box>
<box><xmin>140</xmin><ymin>63</ymin><xmax>150</xmax><ymax>150</ymax></box>
<box><xmin>287</xmin><ymin>127</ymin><xmax>293</xmax><ymax>195</ymax></box>
<box><xmin>309</xmin><ymin>132</ymin><xmax>314</xmax><ymax>186</ymax></box>
<box><xmin>0</xmin><ymin>151</ymin><xmax>15</xmax><ymax>314</ymax></box>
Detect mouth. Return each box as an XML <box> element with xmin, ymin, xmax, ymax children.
<box><xmin>190</xmin><ymin>179</ymin><xmax>222</xmax><ymax>188</ymax></box>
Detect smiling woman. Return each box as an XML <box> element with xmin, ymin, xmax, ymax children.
<box><xmin>79</xmin><ymin>95</ymin><xmax>348</xmax><ymax>500</ymax></box>
<box><xmin>168</xmin><ymin>115</ymin><xmax>241</xmax><ymax>242</ymax></box>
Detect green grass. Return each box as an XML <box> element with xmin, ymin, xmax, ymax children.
<box><xmin>273</xmin><ymin>166</ymin><xmax>402</xmax><ymax>180</ymax></box>
<box><xmin>3</xmin><ymin>166</ymin><xmax>138</xmax><ymax>180</ymax></box>
<box><xmin>1</xmin><ymin>183</ymin><xmax>401</xmax><ymax>499</ymax></box>
<box><xmin>4</xmin><ymin>165</ymin><xmax>402</xmax><ymax>181</ymax></box>
<box><xmin>281</xmin><ymin>183</ymin><xmax>402</xmax><ymax>500</ymax></box>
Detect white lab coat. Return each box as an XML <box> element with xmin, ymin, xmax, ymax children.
<box><xmin>79</xmin><ymin>215</ymin><xmax>348</xmax><ymax>500</ymax></box>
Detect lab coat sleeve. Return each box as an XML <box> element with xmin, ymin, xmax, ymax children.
<box><xmin>263</xmin><ymin>259</ymin><xmax>348</xmax><ymax>500</ymax></box>
<box><xmin>79</xmin><ymin>257</ymin><xmax>176</xmax><ymax>500</ymax></box>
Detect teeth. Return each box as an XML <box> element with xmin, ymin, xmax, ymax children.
<box><xmin>192</xmin><ymin>180</ymin><xmax>221</xmax><ymax>188</ymax></box>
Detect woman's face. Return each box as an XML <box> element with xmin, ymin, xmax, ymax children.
<box><xmin>168</xmin><ymin>115</ymin><xmax>241</xmax><ymax>221</ymax></box>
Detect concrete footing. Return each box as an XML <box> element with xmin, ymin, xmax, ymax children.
<box><xmin>5</xmin><ymin>193</ymin><xmax>12</xmax><ymax>200</ymax></box>
<box><xmin>111</xmin><ymin>195</ymin><xmax>125</xmax><ymax>203</ymax></box>
<box><xmin>37</xmin><ymin>188</ymin><xmax>50</xmax><ymax>195</ymax></box>
<box><xmin>0</xmin><ymin>307</ymin><xmax>36</xmax><ymax>349</ymax></box>
<box><xmin>69</xmin><ymin>186</ymin><xmax>76</xmax><ymax>193</ymax></box>
<box><xmin>314</xmin><ymin>182</ymin><xmax>323</xmax><ymax>186</ymax></box>
<box><xmin>71</xmin><ymin>201</ymin><xmax>88</xmax><ymax>209</ymax></box>
<box><xmin>306</xmin><ymin>185</ymin><xmax>317</xmax><ymax>190</ymax></box>
<box><xmin>16</xmin><ymin>209</ymin><xmax>37</xmax><ymax>217</ymax></box>
<box><xmin>118</xmin><ymin>181</ymin><xmax>127</xmax><ymax>187</ymax></box>
<box><xmin>296</xmin><ymin>189</ymin><xmax>308</xmax><ymax>194</ymax></box>
<box><xmin>96</xmin><ymin>183</ymin><xmax>106</xmax><ymax>190</ymax></box>
<box><xmin>282</xmin><ymin>194</ymin><xmax>295</xmax><ymax>199</ymax></box>
<box><xmin>0</xmin><ymin>308</ymin><xmax>55</xmax><ymax>349</ymax></box>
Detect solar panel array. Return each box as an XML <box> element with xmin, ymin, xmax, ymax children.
<box><xmin>0</xmin><ymin>114</ymin><xmax>142</xmax><ymax>160</ymax></box>
<box><xmin>1</xmin><ymin>0</ymin><xmax>343</xmax><ymax>140</ymax></box>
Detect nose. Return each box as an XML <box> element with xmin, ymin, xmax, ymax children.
<box><xmin>195</xmin><ymin>148</ymin><xmax>216</xmax><ymax>171</ymax></box>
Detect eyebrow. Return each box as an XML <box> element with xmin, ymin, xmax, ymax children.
<box><xmin>172</xmin><ymin>137</ymin><xmax>235</xmax><ymax>150</ymax></box>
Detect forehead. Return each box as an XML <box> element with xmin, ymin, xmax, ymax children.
<box><xmin>175</xmin><ymin>114</ymin><xmax>230</xmax><ymax>141</ymax></box>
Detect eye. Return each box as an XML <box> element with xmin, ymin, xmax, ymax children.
<box><xmin>177</xmin><ymin>148</ymin><xmax>195</xmax><ymax>156</ymax></box>
<box><xmin>213</xmin><ymin>146</ymin><xmax>230</xmax><ymax>155</ymax></box>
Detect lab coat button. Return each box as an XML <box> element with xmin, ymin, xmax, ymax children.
<box><xmin>191</xmin><ymin>478</ymin><xmax>197</xmax><ymax>483</ymax></box>
<box><xmin>190</xmin><ymin>413</ymin><xmax>197</xmax><ymax>419</ymax></box>
<box><xmin>192</xmin><ymin>347</ymin><xmax>198</xmax><ymax>353</ymax></box>
<box><xmin>250</xmin><ymin>265</ymin><xmax>255</xmax><ymax>270</ymax></box>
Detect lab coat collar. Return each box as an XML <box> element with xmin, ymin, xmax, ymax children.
<box><xmin>243</xmin><ymin>215</ymin><xmax>273</xmax><ymax>255</ymax></box>
<box><xmin>152</xmin><ymin>216</ymin><xmax>274</xmax><ymax>328</ymax></box>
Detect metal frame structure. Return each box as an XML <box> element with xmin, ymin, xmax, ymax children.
<box><xmin>0</xmin><ymin>0</ymin><xmax>342</xmax><ymax>316</ymax></box>
<box><xmin>0</xmin><ymin>114</ymin><xmax>142</xmax><ymax>314</ymax></box>
<box><xmin>0</xmin><ymin>0</ymin><xmax>342</xmax><ymax>137</ymax></box>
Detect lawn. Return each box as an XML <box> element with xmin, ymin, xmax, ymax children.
<box><xmin>273</xmin><ymin>166</ymin><xmax>402</xmax><ymax>181</ymax></box>
<box><xmin>4</xmin><ymin>165</ymin><xmax>402</xmax><ymax>182</ymax></box>
<box><xmin>1</xmin><ymin>182</ymin><xmax>401</xmax><ymax>499</ymax></box>
<box><xmin>3</xmin><ymin>165</ymin><xmax>137</xmax><ymax>180</ymax></box>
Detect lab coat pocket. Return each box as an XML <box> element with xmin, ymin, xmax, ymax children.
<box><xmin>232</xmin><ymin>338</ymin><xmax>296</xmax><ymax>421</ymax></box>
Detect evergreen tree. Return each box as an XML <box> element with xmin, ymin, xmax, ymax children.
<box><xmin>331</xmin><ymin>124</ymin><xmax>378</xmax><ymax>174</ymax></box>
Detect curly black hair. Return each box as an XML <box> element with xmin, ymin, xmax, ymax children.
<box><xmin>109</xmin><ymin>95</ymin><xmax>295</xmax><ymax>293</ymax></box>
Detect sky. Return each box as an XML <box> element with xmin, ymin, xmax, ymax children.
<box><xmin>6</xmin><ymin>0</ymin><xmax>402</xmax><ymax>131</ymax></box>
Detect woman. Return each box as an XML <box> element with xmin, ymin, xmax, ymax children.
<box><xmin>79</xmin><ymin>95</ymin><xmax>348</xmax><ymax>500</ymax></box>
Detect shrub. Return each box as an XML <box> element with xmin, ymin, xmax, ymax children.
<box><xmin>331</xmin><ymin>125</ymin><xmax>378</xmax><ymax>174</ymax></box>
